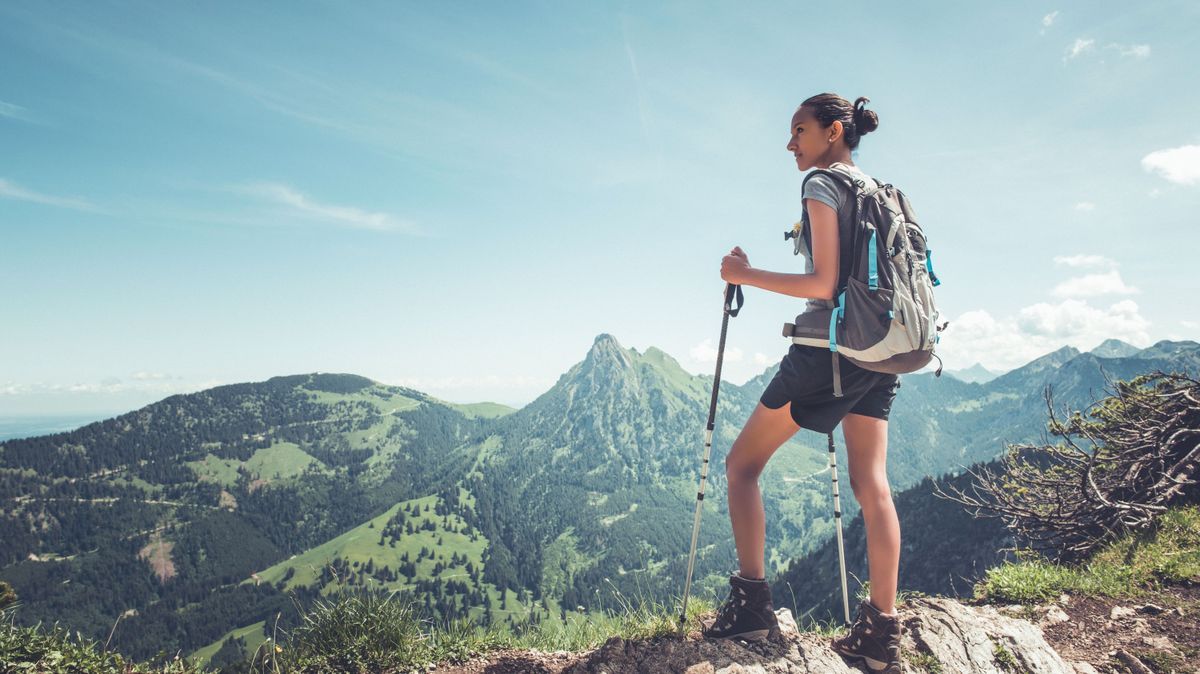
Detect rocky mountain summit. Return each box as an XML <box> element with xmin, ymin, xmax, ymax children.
<box><xmin>431</xmin><ymin>596</ymin><xmax>1120</xmax><ymax>673</ymax></box>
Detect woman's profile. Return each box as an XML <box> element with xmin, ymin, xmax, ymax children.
<box><xmin>706</xmin><ymin>93</ymin><xmax>904</xmax><ymax>674</ymax></box>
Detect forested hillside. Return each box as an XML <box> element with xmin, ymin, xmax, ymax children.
<box><xmin>2</xmin><ymin>336</ymin><xmax>1195</xmax><ymax>666</ymax></box>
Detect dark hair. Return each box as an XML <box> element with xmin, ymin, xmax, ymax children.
<box><xmin>799</xmin><ymin>93</ymin><xmax>879</xmax><ymax>151</ymax></box>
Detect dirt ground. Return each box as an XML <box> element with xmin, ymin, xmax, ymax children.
<box><xmin>1037</xmin><ymin>583</ymin><xmax>1200</xmax><ymax>673</ymax></box>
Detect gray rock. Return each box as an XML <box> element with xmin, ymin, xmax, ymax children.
<box><xmin>1041</xmin><ymin>606</ymin><xmax>1071</xmax><ymax>626</ymax></box>
<box><xmin>1109</xmin><ymin>606</ymin><xmax>1136</xmax><ymax>620</ymax></box>
<box><xmin>561</xmin><ymin>597</ymin><xmax>1073</xmax><ymax>673</ymax></box>
<box><xmin>904</xmin><ymin>597</ymin><xmax>1073</xmax><ymax>674</ymax></box>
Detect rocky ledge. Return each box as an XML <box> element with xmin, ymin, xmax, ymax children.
<box><xmin>434</xmin><ymin>596</ymin><xmax>1108</xmax><ymax>673</ymax></box>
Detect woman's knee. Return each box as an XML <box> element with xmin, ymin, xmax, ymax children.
<box><xmin>849</xmin><ymin>474</ymin><xmax>891</xmax><ymax>504</ymax></box>
<box><xmin>726</xmin><ymin>440</ymin><xmax>765</xmax><ymax>483</ymax></box>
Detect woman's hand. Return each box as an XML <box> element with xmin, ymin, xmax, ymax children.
<box><xmin>720</xmin><ymin>246</ymin><xmax>752</xmax><ymax>285</ymax></box>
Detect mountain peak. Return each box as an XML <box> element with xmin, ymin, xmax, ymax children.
<box><xmin>586</xmin><ymin>333</ymin><xmax>633</xmax><ymax>369</ymax></box>
<box><xmin>946</xmin><ymin>362</ymin><xmax>999</xmax><ymax>384</ymax></box>
<box><xmin>988</xmin><ymin>344</ymin><xmax>1082</xmax><ymax>390</ymax></box>
<box><xmin>1090</xmin><ymin>338</ymin><xmax>1140</xmax><ymax>358</ymax></box>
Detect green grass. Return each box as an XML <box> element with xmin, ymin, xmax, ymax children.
<box><xmin>189</xmin><ymin>619</ymin><xmax>266</xmax><ymax>668</ymax></box>
<box><xmin>187</xmin><ymin>441</ymin><xmax>325</xmax><ymax>488</ymax></box>
<box><xmin>187</xmin><ymin>454</ymin><xmax>242</xmax><ymax>487</ymax></box>
<box><xmin>992</xmin><ymin>642</ymin><xmax>1019</xmax><ymax>672</ymax></box>
<box><xmin>974</xmin><ymin>505</ymin><xmax>1200</xmax><ymax>604</ymax></box>
<box><xmin>244</xmin><ymin>442</ymin><xmax>320</xmax><ymax>481</ymax></box>
<box><xmin>246</xmin><ymin>493</ymin><xmax>487</xmax><ymax>593</ymax></box>
<box><xmin>1</xmin><ymin>607</ymin><xmax>207</xmax><ymax>674</ymax></box>
<box><xmin>443</xmin><ymin>401</ymin><xmax>517</xmax><ymax>419</ymax></box>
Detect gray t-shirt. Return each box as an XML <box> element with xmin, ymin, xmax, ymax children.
<box><xmin>798</xmin><ymin>162</ymin><xmax>879</xmax><ymax>313</ymax></box>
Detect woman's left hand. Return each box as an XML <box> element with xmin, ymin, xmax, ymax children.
<box><xmin>720</xmin><ymin>246</ymin><xmax>752</xmax><ymax>285</ymax></box>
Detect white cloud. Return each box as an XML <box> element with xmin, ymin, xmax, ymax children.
<box><xmin>1051</xmin><ymin>270</ymin><xmax>1139</xmax><ymax>298</ymax></box>
<box><xmin>1180</xmin><ymin>320</ymin><xmax>1199</xmax><ymax>329</ymax></box>
<box><xmin>689</xmin><ymin>339</ymin><xmax>744</xmax><ymax>364</ymax></box>
<box><xmin>1053</xmin><ymin>254</ymin><xmax>1116</xmax><ymax>270</ymax></box>
<box><xmin>0</xmin><ymin>178</ymin><xmax>99</xmax><ymax>211</ymax></box>
<box><xmin>753</xmin><ymin>352</ymin><xmax>772</xmax><ymax>366</ymax></box>
<box><xmin>240</xmin><ymin>182</ymin><xmax>419</xmax><ymax>233</ymax></box>
<box><xmin>1065</xmin><ymin>38</ymin><xmax>1095</xmax><ymax>60</ymax></box>
<box><xmin>1141</xmin><ymin>144</ymin><xmax>1200</xmax><ymax>186</ymax></box>
<box><xmin>1108</xmin><ymin>43</ymin><xmax>1150</xmax><ymax>59</ymax></box>
<box><xmin>937</xmin><ymin>299</ymin><xmax>1151</xmax><ymax>372</ymax></box>
<box><xmin>131</xmin><ymin>371</ymin><xmax>177</xmax><ymax>381</ymax></box>
<box><xmin>1073</xmin><ymin>202</ymin><xmax>1095</xmax><ymax>211</ymax></box>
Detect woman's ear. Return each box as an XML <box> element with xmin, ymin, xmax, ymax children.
<box><xmin>829</xmin><ymin>120</ymin><xmax>843</xmax><ymax>143</ymax></box>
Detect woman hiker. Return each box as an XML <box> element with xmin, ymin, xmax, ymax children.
<box><xmin>706</xmin><ymin>93</ymin><xmax>904</xmax><ymax>674</ymax></box>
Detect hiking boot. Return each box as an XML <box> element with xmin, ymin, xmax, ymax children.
<box><xmin>701</xmin><ymin>573</ymin><xmax>779</xmax><ymax>641</ymax></box>
<box><xmin>832</xmin><ymin>599</ymin><xmax>902</xmax><ymax>673</ymax></box>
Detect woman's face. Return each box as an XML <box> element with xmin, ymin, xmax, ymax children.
<box><xmin>786</xmin><ymin>107</ymin><xmax>840</xmax><ymax>171</ymax></box>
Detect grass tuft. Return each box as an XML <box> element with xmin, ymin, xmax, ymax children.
<box><xmin>1</xmin><ymin>605</ymin><xmax>207</xmax><ymax>674</ymax></box>
<box><xmin>974</xmin><ymin>505</ymin><xmax>1200</xmax><ymax>605</ymax></box>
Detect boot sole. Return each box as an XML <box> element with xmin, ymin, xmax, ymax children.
<box><xmin>706</xmin><ymin>627</ymin><xmax>770</xmax><ymax>641</ymax></box>
<box><xmin>833</xmin><ymin>644</ymin><xmax>895</xmax><ymax>673</ymax></box>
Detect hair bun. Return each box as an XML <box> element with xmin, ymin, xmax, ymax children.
<box><xmin>853</xmin><ymin>96</ymin><xmax>879</xmax><ymax>136</ymax></box>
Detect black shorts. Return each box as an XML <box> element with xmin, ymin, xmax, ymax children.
<box><xmin>759</xmin><ymin>344</ymin><xmax>901</xmax><ymax>434</ymax></box>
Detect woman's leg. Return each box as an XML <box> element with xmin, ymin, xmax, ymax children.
<box><xmin>725</xmin><ymin>402</ymin><xmax>801</xmax><ymax>580</ymax></box>
<box><xmin>841</xmin><ymin>412</ymin><xmax>899</xmax><ymax>615</ymax></box>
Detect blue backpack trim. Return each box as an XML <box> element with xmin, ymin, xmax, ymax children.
<box><xmin>868</xmin><ymin>228</ymin><xmax>878</xmax><ymax>290</ymax></box>
<box><xmin>927</xmin><ymin>248</ymin><xmax>942</xmax><ymax>286</ymax></box>
<box><xmin>828</xmin><ymin>289</ymin><xmax>847</xmax><ymax>352</ymax></box>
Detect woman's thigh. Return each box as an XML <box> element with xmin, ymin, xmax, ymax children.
<box><xmin>727</xmin><ymin>402</ymin><xmax>801</xmax><ymax>480</ymax></box>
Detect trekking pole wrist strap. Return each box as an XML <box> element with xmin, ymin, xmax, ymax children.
<box><xmin>724</xmin><ymin>284</ymin><xmax>744</xmax><ymax>317</ymax></box>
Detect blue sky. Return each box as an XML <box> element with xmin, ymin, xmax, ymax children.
<box><xmin>2</xmin><ymin>1</ymin><xmax>1198</xmax><ymax>415</ymax></box>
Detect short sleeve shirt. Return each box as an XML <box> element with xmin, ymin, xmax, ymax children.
<box><xmin>798</xmin><ymin>161</ymin><xmax>878</xmax><ymax>313</ymax></box>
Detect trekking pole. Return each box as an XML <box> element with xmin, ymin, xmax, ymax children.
<box><xmin>679</xmin><ymin>282</ymin><xmax>743</xmax><ymax>628</ymax></box>
<box><xmin>828</xmin><ymin>431</ymin><xmax>851</xmax><ymax>626</ymax></box>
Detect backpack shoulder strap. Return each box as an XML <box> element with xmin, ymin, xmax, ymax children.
<box><xmin>801</xmin><ymin>167</ymin><xmax>865</xmax><ymax>195</ymax></box>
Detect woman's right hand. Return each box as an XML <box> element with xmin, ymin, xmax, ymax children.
<box><xmin>721</xmin><ymin>246</ymin><xmax>751</xmax><ymax>285</ymax></box>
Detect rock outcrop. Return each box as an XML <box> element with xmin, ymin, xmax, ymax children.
<box><xmin>563</xmin><ymin>598</ymin><xmax>1075</xmax><ymax>674</ymax></box>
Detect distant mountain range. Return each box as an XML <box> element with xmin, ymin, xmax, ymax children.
<box><xmin>1</xmin><ymin>335</ymin><xmax>1196</xmax><ymax>665</ymax></box>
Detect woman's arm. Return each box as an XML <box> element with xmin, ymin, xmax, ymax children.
<box><xmin>721</xmin><ymin>199</ymin><xmax>840</xmax><ymax>301</ymax></box>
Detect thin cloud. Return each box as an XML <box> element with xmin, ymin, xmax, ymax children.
<box><xmin>1073</xmin><ymin>202</ymin><xmax>1095</xmax><ymax>211</ymax></box>
<box><xmin>620</xmin><ymin>13</ymin><xmax>656</xmax><ymax>156</ymax></box>
<box><xmin>1141</xmin><ymin>144</ymin><xmax>1200</xmax><ymax>185</ymax></box>
<box><xmin>1065</xmin><ymin>38</ymin><xmax>1095</xmax><ymax>60</ymax></box>
<box><xmin>1108</xmin><ymin>43</ymin><xmax>1150</xmax><ymax>59</ymax></box>
<box><xmin>0</xmin><ymin>377</ymin><xmax>220</xmax><ymax>396</ymax></box>
<box><xmin>1053</xmin><ymin>254</ymin><xmax>1116</xmax><ymax>269</ymax></box>
<box><xmin>240</xmin><ymin>183</ymin><xmax>419</xmax><ymax>233</ymax></box>
<box><xmin>131</xmin><ymin>371</ymin><xmax>179</xmax><ymax>381</ymax></box>
<box><xmin>0</xmin><ymin>99</ymin><xmax>39</xmax><ymax>123</ymax></box>
<box><xmin>0</xmin><ymin>178</ymin><xmax>100</xmax><ymax>212</ymax></box>
<box><xmin>1040</xmin><ymin>10</ymin><xmax>1059</xmax><ymax>34</ymax></box>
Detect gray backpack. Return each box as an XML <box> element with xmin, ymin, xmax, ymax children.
<box><xmin>783</xmin><ymin>166</ymin><xmax>947</xmax><ymax>397</ymax></box>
